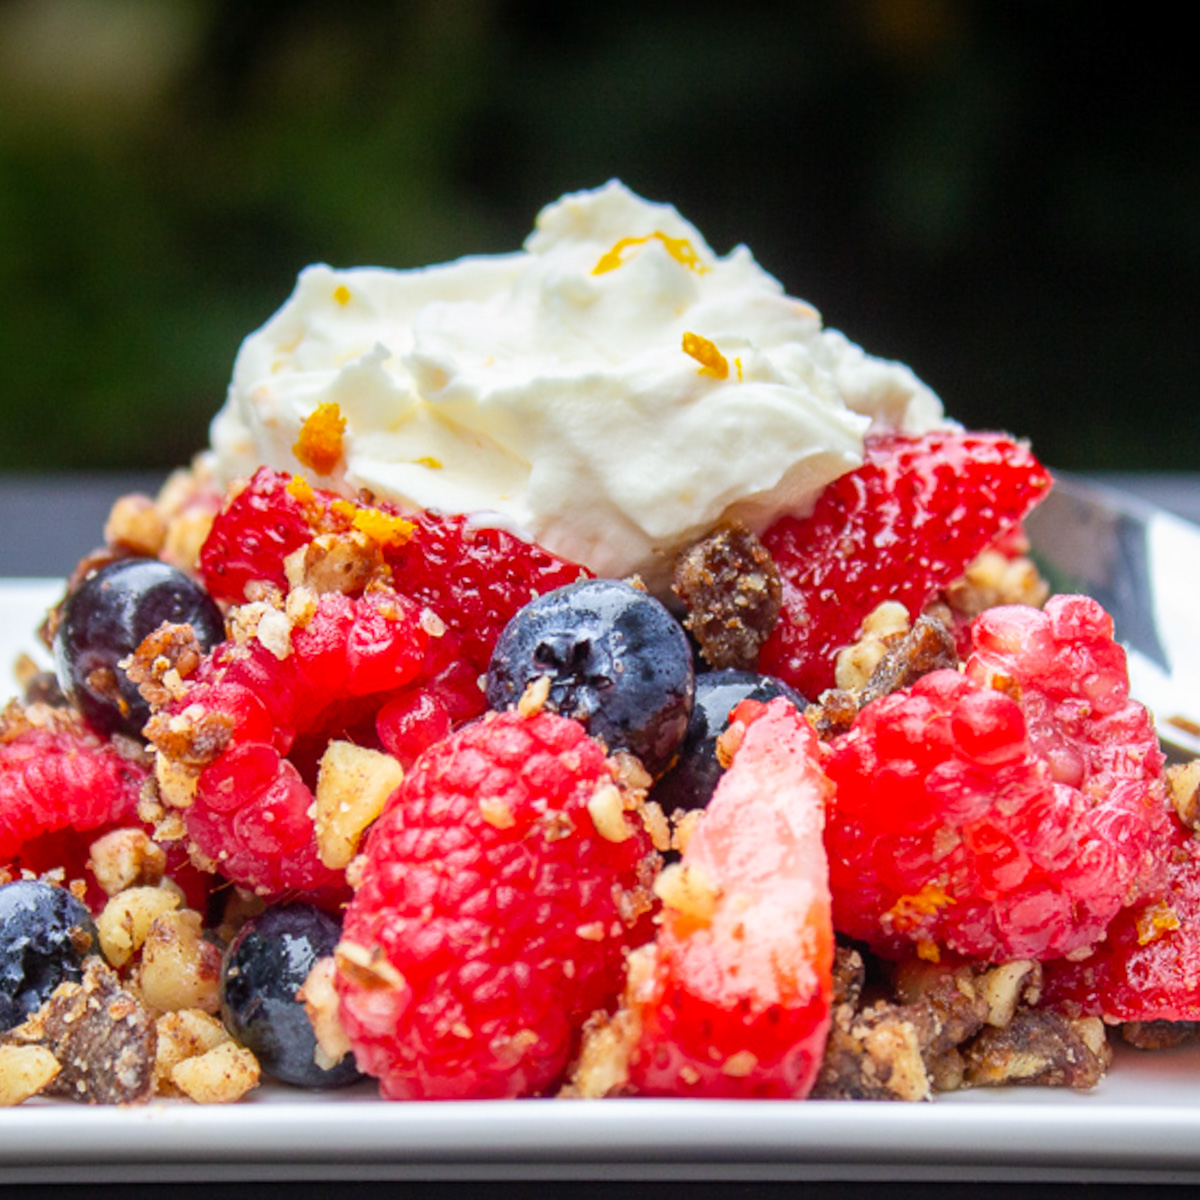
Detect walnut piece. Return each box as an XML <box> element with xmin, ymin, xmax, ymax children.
<box><xmin>314</xmin><ymin>741</ymin><xmax>404</xmax><ymax>869</ymax></box>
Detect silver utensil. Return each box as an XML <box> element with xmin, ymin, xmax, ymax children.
<box><xmin>1026</xmin><ymin>473</ymin><xmax>1200</xmax><ymax>761</ymax></box>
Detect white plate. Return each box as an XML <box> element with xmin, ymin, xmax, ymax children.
<box><xmin>3</xmin><ymin>534</ymin><xmax>1200</xmax><ymax>1184</ymax></box>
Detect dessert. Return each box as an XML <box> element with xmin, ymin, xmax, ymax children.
<box><xmin>0</xmin><ymin>181</ymin><xmax>1195</xmax><ymax>1108</ymax></box>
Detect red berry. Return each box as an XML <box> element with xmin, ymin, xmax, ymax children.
<box><xmin>199</xmin><ymin>467</ymin><xmax>315</xmax><ymax>603</ymax></box>
<box><xmin>622</xmin><ymin>697</ymin><xmax>834</xmax><ymax>1098</ymax></box>
<box><xmin>335</xmin><ymin>709</ymin><xmax>658</xmax><ymax>1101</ymax></box>
<box><xmin>149</xmin><ymin>590</ymin><xmax>484</xmax><ymax>903</ymax></box>
<box><xmin>759</xmin><ymin>431</ymin><xmax>1052</xmax><ymax>696</ymax></box>
<box><xmin>384</xmin><ymin>512</ymin><xmax>587</xmax><ymax>673</ymax></box>
<box><xmin>1042</xmin><ymin>816</ymin><xmax>1200</xmax><ymax>1022</ymax></box>
<box><xmin>823</xmin><ymin>596</ymin><xmax>1170</xmax><ymax>962</ymax></box>
<box><xmin>0</xmin><ymin>716</ymin><xmax>148</xmax><ymax>908</ymax></box>
<box><xmin>199</xmin><ymin>467</ymin><xmax>586</xmax><ymax>673</ymax></box>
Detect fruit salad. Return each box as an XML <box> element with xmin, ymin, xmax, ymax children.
<box><xmin>2</xmin><ymin>182</ymin><xmax>1198</xmax><ymax>1109</ymax></box>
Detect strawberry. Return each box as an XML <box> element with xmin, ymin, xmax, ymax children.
<box><xmin>758</xmin><ymin>431</ymin><xmax>1052</xmax><ymax>696</ymax></box>
<box><xmin>614</xmin><ymin>696</ymin><xmax>833</xmax><ymax>1099</ymax></box>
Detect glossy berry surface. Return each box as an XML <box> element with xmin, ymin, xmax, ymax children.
<box><xmin>624</xmin><ymin>697</ymin><xmax>833</xmax><ymax>1098</ymax></box>
<box><xmin>336</xmin><ymin>709</ymin><xmax>658</xmax><ymax>1100</ymax></box>
<box><xmin>53</xmin><ymin>558</ymin><xmax>225</xmax><ymax>739</ymax></box>
<box><xmin>485</xmin><ymin>579</ymin><xmax>694</xmax><ymax>777</ymax></box>
<box><xmin>0</xmin><ymin>880</ymin><xmax>100</xmax><ymax>1031</ymax></box>
<box><xmin>824</xmin><ymin>596</ymin><xmax>1170</xmax><ymax>962</ymax></box>
<box><xmin>199</xmin><ymin>467</ymin><xmax>585</xmax><ymax>673</ymax></box>
<box><xmin>146</xmin><ymin>589</ymin><xmax>484</xmax><ymax>903</ymax></box>
<box><xmin>651</xmin><ymin>670</ymin><xmax>806</xmax><ymax>814</ymax></box>
<box><xmin>759</xmin><ymin>431</ymin><xmax>1051</xmax><ymax>697</ymax></box>
<box><xmin>220</xmin><ymin>904</ymin><xmax>362</xmax><ymax>1089</ymax></box>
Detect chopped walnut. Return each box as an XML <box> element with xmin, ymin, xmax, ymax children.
<box><xmin>283</xmin><ymin>530</ymin><xmax>388</xmax><ymax>595</ymax></box>
<box><xmin>96</xmin><ymin>885</ymin><xmax>182</xmax><ymax>969</ymax></box>
<box><xmin>298</xmin><ymin>955</ymin><xmax>355</xmax><ymax>1071</ymax></box>
<box><xmin>1166</xmin><ymin>760</ymin><xmax>1200</xmax><ymax>831</ymax></box>
<box><xmin>154</xmin><ymin>1008</ymin><xmax>231</xmax><ymax>1094</ymax></box>
<box><xmin>673</xmin><ymin>520</ymin><xmax>781</xmax><ymax>670</ymax></box>
<box><xmin>104</xmin><ymin>493</ymin><xmax>168</xmax><ymax>558</ymax></box>
<box><xmin>314</xmin><ymin>741</ymin><xmax>404</xmax><ymax>869</ymax></box>
<box><xmin>0</xmin><ymin>1045</ymin><xmax>61</xmax><ymax>1107</ymax></box>
<box><xmin>932</xmin><ymin>545</ymin><xmax>1050</xmax><ymax>629</ymax></box>
<box><xmin>809</xmin><ymin>613</ymin><xmax>958</xmax><ymax>739</ymax></box>
<box><xmin>123</xmin><ymin>622</ymin><xmax>211</xmax><ymax>711</ymax></box>
<box><xmin>135</xmin><ymin>909</ymin><xmax>222</xmax><ymax>1014</ymax></box>
<box><xmin>3</xmin><ymin>958</ymin><xmax>156</xmax><ymax>1105</ymax></box>
<box><xmin>170</xmin><ymin>1040</ymin><xmax>261</xmax><ymax>1105</ymax></box>
<box><xmin>87</xmin><ymin>829</ymin><xmax>168</xmax><ymax>897</ymax></box>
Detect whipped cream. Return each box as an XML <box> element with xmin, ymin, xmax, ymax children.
<box><xmin>210</xmin><ymin>180</ymin><xmax>946</xmax><ymax>589</ymax></box>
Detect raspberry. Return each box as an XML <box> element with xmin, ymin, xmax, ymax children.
<box><xmin>334</xmin><ymin>709</ymin><xmax>658</xmax><ymax>1101</ymax></box>
<box><xmin>824</xmin><ymin>596</ymin><xmax>1170</xmax><ymax>962</ymax></box>
<box><xmin>199</xmin><ymin>467</ymin><xmax>316</xmax><ymax>603</ymax></box>
<box><xmin>1042</xmin><ymin>816</ymin><xmax>1200</xmax><ymax>1022</ymax></box>
<box><xmin>385</xmin><ymin>512</ymin><xmax>588</xmax><ymax>673</ymax></box>
<box><xmin>0</xmin><ymin>711</ymin><xmax>148</xmax><ymax>908</ymax></box>
<box><xmin>199</xmin><ymin>467</ymin><xmax>586</xmax><ymax>671</ymax></box>
<box><xmin>147</xmin><ymin>590</ymin><xmax>484</xmax><ymax>903</ymax></box>
<box><xmin>759</xmin><ymin>431</ymin><xmax>1052</xmax><ymax>696</ymax></box>
<box><xmin>620</xmin><ymin>697</ymin><xmax>833</xmax><ymax>1098</ymax></box>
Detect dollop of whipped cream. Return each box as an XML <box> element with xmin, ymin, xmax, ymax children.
<box><xmin>210</xmin><ymin>180</ymin><xmax>945</xmax><ymax>590</ymax></box>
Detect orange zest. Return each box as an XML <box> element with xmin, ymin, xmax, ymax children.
<box><xmin>593</xmin><ymin>231</ymin><xmax>707</xmax><ymax>276</ymax></box>
<box><xmin>682</xmin><ymin>332</ymin><xmax>729</xmax><ymax>380</ymax></box>
<box><xmin>293</xmin><ymin>403</ymin><xmax>347</xmax><ymax>476</ymax></box>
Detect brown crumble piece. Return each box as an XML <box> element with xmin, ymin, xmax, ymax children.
<box><xmin>961</xmin><ymin>1011</ymin><xmax>1111</xmax><ymax>1090</ymax></box>
<box><xmin>808</xmin><ymin>612</ymin><xmax>959</xmax><ymax>740</ymax></box>
<box><xmin>123</xmin><ymin>622</ymin><xmax>212</xmax><ymax>712</ymax></box>
<box><xmin>673</xmin><ymin>520</ymin><xmax>781</xmax><ymax>670</ymax></box>
<box><xmin>3</xmin><ymin>958</ymin><xmax>156</xmax><ymax>1105</ymax></box>
<box><xmin>1121</xmin><ymin>1020</ymin><xmax>1200</xmax><ymax>1051</ymax></box>
<box><xmin>812</xmin><ymin>945</ymin><xmax>1101</xmax><ymax>1099</ymax></box>
<box><xmin>283</xmin><ymin>530</ymin><xmax>389</xmax><ymax>596</ymax></box>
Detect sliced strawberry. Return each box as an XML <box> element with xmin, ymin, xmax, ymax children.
<box><xmin>759</xmin><ymin>431</ymin><xmax>1052</xmax><ymax>696</ymax></box>
<box><xmin>622</xmin><ymin>696</ymin><xmax>833</xmax><ymax>1098</ymax></box>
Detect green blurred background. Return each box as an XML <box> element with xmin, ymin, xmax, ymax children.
<box><xmin>1</xmin><ymin>0</ymin><xmax>1196</xmax><ymax>473</ymax></box>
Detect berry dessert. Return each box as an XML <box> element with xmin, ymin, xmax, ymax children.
<box><xmin>0</xmin><ymin>180</ymin><xmax>1193</xmax><ymax>1110</ymax></box>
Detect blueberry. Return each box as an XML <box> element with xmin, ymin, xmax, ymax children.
<box><xmin>650</xmin><ymin>669</ymin><xmax>807</xmax><ymax>814</ymax></box>
<box><xmin>0</xmin><ymin>880</ymin><xmax>100</xmax><ymax>1032</ymax></box>
<box><xmin>53</xmin><ymin>557</ymin><xmax>225</xmax><ymax>739</ymax></box>
<box><xmin>486</xmin><ymin>578</ymin><xmax>694</xmax><ymax>777</ymax></box>
<box><xmin>220</xmin><ymin>904</ymin><xmax>362</xmax><ymax>1089</ymax></box>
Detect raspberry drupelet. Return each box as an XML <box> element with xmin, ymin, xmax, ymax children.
<box><xmin>334</xmin><ymin>708</ymin><xmax>659</xmax><ymax>1101</ymax></box>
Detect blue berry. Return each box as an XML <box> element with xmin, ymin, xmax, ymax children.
<box><xmin>0</xmin><ymin>880</ymin><xmax>100</xmax><ymax>1031</ymax></box>
<box><xmin>650</xmin><ymin>670</ymin><xmax>807</xmax><ymax>813</ymax></box>
<box><xmin>485</xmin><ymin>579</ymin><xmax>693</xmax><ymax>777</ymax></box>
<box><xmin>53</xmin><ymin>557</ymin><xmax>224</xmax><ymax>739</ymax></box>
<box><xmin>220</xmin><ymin>904</ymin><xmax>362</xmax><ymax>1089</ymax></box>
